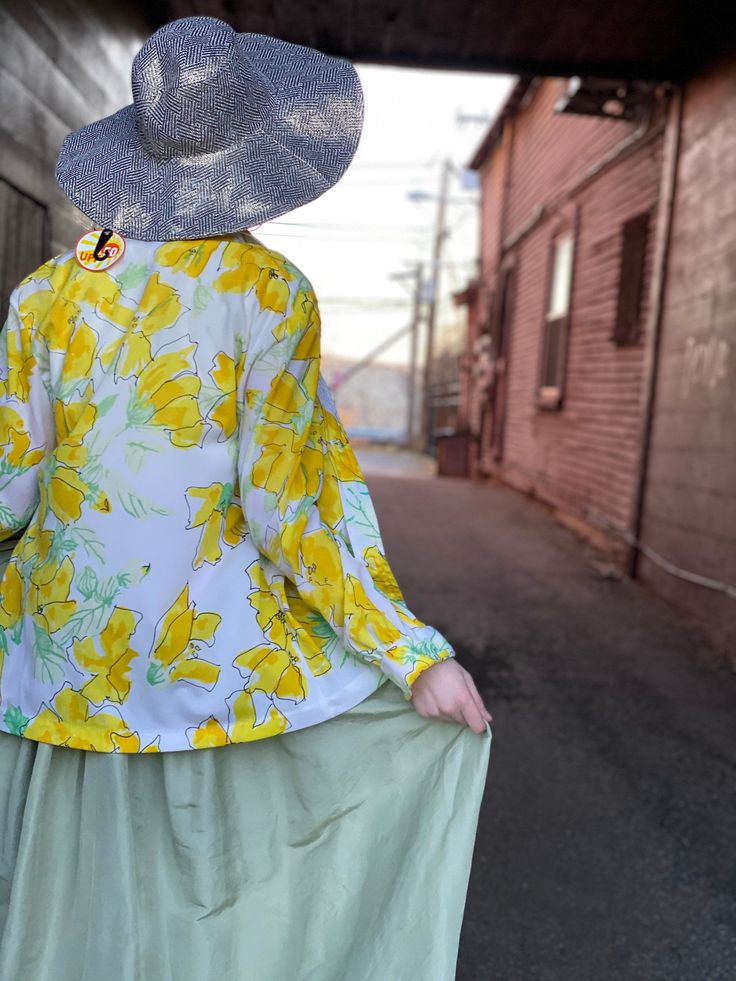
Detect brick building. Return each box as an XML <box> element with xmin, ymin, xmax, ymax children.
<box><xmin>459</xmin><ymin>68</ymin><xmax>735</xmax><ymax>655</ymax></box>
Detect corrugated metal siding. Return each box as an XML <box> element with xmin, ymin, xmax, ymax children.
<box><xmin>0</xmin><ymin>2</ymin><xmax>148</xmax><ymax>260</ymax></box>
<box><xmin>473</xmin><ymin>77</ymin><xmax>665</xmax><ymax>553</ymax></box>
<box><xmin>639</xmin><ymin>58</ymin><xmax>736</xmax><ymax>653</ymax></box>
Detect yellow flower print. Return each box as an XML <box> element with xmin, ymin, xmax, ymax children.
<box><xmin>0</xmin><ymin>409</ymin><xmax>45</xmax><ymax>471</ymax></box>
<box><xmin>2</xmin><ymin>311</ymin><xmax>35</xmax><ymax>402</ymax></box>
<box><xmin>185</xmin><ymin>688</ymin><xmax>290</xmax><ymax>748</ymax></box>
<box><xmin>343</xmin><ymin>574</ymin><xmax>403</xmax><ymax>650</ymax></box>
<box><xmin>129</xmin><ymin>338</ymin><xmax>207</xmax><ymax>448</ymax></box>
<box><xmin>317</xmin><ymin>469</ymin><xmax>344</xmax><ymax>531</ymax></box>
<box><xmin>185</xmin><ymin>482</ymin><xmax>246</xmax><ymax>569</ymax></box>
<box><xmin>402</xmin><ymin>652</ymin><xmax>450</xmax><ymax>689</ymax></box>
<box><xmin>282</xmin><ymin>579</ymin><xmax>334</xmax><ymax>677</ymax></box>
<box><xmin>213</xmin><ymin>242</ymin><xmax>294</xmax><ymax>312</ymax></box>
<box><xmin>23</xmin><ymin>683</ymin><xmax>154</xmax><ymax>752</ymax></box>
<box><xmin>0</xmin><ymin>560</ymin><xmax>23</xmax><ymax>630</ymax></box>
<box><xmin>320</xmin><ymin>405</ymin><xmax>364</xmax><ymax>481</ymax></box>
<box><xmin>148</xmin><ymin>584</ymin><xmax>221</xmax><ymax>689</ymax></box>
<box><xmin>234</xmin><ymin>644</ymin><xmax>305</xmax><ymax>701</ymax></box>
<box><xmin>251</xmin><ymin>424</ymin><xmax>323</xmax><ymax>517</ymax></box>
<box><xmin>47</xmin><ymin>401</ymin><xmax>110</xmax><ymax>521</ymax></box>
<box><xmin>229</xmin><ymin>688</ymin><xmax>290</xmax><ymax>741</ymax></box>
<box><xmin>262</xmin><ymin>359</ymin><xmax>320</xmax><ymax>427</ymax></box>
<box><xmin>208</xmin><ymin>351</ymin><xmax>245</xmax><ymax>439</ymax></box>
<box><xmin>100</xmin><ymin>273</ymin><xmax>183</xmax><ymax>378</ymax></box>
<box><xmin>65</xmin><ymin>267</ymin><xmax>123</xmax><ymax>310</ymax></box>
<box><xmin>27</xmin><ymin>555</ymin><xmax>76</xmax><ymax>634</ymax></box>
<box><xmin>246</xmin><ymin>562</ymin><xmax>332</xmax><ymax>676</ymax></box>
<box><xmin>245</xmin><ymin>562</ymin><xmax>292</xmax><ymax>648</ymax></box>
<box><xmin>60</xmin><ymin>320</ymin><xmax>97</xmax><ymax>392</ymax></box>
<box><xmin>20</xmin><ymin>291</ymin><xmax>79</xmax><ymax>352</ymax></box>
<box><xmin>155</xmin><ymin>240</ymin><xmax>222</xmax><ymax>277</ymax></box>
<box><xmin>362</xmin><ymin>545</ymin><xmax>405</xmax><ymax>604</ymax></box>
<box><xmin>186</xmin><ymin>714</ymin><xmax>231</xmax><ymax>749</ymax></box>
<box><xmin>54</xmin><ymin>396</ymin><xmax>96</xmax><ymax>456</ymax></box>
<box><xmin>298</xmin><ymin>528</ymin><xmax>345</xmax><ymax>627</ymax></box>
<box><xmin>73</xmin><ymin>606</ymin><xmax>141</xmax><ymax>705</ymax></box>
<box><xmin>271</xmin><ymin>279</ymin><xmax>320</xmax><ymax>344</ymax></box>
<box><xmin>46</xmin><ymin>464</ymin><xmax>88</xmax><ymax>523</ymax></box>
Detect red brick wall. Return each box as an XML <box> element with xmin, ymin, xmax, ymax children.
<box><xmin>639</xmin><ymin>56</ymin><xmax>736</xmax><ymax>654</ymax></box>
<box><xmin>474</xmin><ymin>78</ymin><xmax>665</xmax><ymax>551</ymax></box>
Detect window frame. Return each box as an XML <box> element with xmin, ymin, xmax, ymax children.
<box><xmin>537</xmin><ymin>217</ymin><xmax>578</xmax><ymax>411</ymax></box>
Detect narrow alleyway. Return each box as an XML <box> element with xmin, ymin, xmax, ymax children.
<box><xmin>355</xmin><ymin>447</ymin><xmax>736</xmax><ymax>981</ymax></box>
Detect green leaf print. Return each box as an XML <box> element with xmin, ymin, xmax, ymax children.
<box><xmin>147</xmin><ymin>661</ymin><xmax>166</xmax><ymax>686</ymax></box>
<box><xmin>3</xmin><ymin>704</ymin><xmax>29</xmax><ymax>736</ymax></box>
<box><xmin>344</xmin><ymin>485</ymin><xmax>382</xmax><ymax>544</ymax></box>
<box><xmin>77</xmin><ymin>565</ymin><xmax>99</xmax><ymax>599</ymax></box>
<box><xmin>115</xmin><ymin>262</ymin><xmax>150</xmax><ymax>291</ymax></box>
<box><xmin>126</xmin><ymin>396</ymin><xmax>153</xmax><ymax>429</ymax></box>
<box><xmin>33</xmin><ymin>626</ymin><xmax>68</xmax><ymax>685</ymax></box>
<box><xmin>96</xmin><ymin>394</ymin><xmax>118</xmax><ymax>417</ymax></box>
<box><xmin>118</xmin><ymin>489</ymin><xmax>168</xmax><ymax>519</ymax></box>
<box><xmin>125</xmin><ymin>441</ymin><xmax>157</xmax><ymax>474</ymax></box>
<box><xmin>193</xmin><ymin>282</ymin><xmax>212</xmax><ymax>313</ymax></box>
<box><xmin>198</xmin><ymin>383</ymin><xmax>224</xmax><ymax>419</ymax></box>
<box><xmin>0</xmin><ymin>502</ymin><xmax>17</xmax><ymax>527</ymax></box>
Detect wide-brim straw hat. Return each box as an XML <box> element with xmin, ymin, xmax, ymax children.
<box><xmin>55</xmin><ymin>15</ymin><xmax>364</xmax><ymax>241</ymax></box>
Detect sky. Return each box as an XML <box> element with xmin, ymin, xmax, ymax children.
<box><xmin>253</xmin><ymin>65</ymin><xmax>515</xmax><ymax>367</ymax></box>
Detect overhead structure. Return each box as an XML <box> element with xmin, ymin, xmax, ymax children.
<box><xmin>149</xmin><ymin>0</ymin><xmax>736</xmax><ymax>80</ymax></box>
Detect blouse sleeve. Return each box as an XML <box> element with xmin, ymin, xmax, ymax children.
<box><xmin>238</xmin><ymin>273</ymin><xmax>456</xmax><ymax>699</ymax></box>
<box><xmin>0</xmin><ymin>288</ymin><xmax>53</xmax><ymax>542</ymax></box>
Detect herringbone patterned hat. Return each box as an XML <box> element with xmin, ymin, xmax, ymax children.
<box><xmin>55</xmin><ymin>15</ymin><xmax>364</xmax><ymax>240</ymax></box>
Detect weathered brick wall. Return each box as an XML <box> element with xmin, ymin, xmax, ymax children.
<box><xmin>473</xmin><ymin>77</ymin><xmax>665</xmax><ymax>551</ymax></box>
<box><xmin>639</xmin><ymin>56</ymin><xmax>736</xmax><ymax>654</ymax></box>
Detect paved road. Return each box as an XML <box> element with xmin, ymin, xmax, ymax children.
<box><xmin>356</xmin><ymin>449</ymin><xmax>736</xmax><ymax>981</ymax></box>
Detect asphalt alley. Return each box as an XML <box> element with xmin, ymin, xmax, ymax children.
<box><xmin>356</xmin><ymin>446</ymin><xmax>736</xmax><ymax>981</ymax></box>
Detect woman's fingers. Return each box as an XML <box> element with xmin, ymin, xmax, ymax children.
<box><xmin>458</xmin><ymin>693</ymin><xmax>488</xmax><ymax>734</ymax></box>
<box><xmin>409</xmin><ymin>659</ymin><xmax>492</xmax><ymax>734</ymax></box>
<box><xmin>466</xmin><ymin>675</ymin><xmax>492</xmax><ymax>722</ymax></box>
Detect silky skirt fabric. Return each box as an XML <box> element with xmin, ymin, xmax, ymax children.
<box><xmin>0</xmin><ymin>676</ymin><xmax>491</xmax><ymax>981</ymax></box>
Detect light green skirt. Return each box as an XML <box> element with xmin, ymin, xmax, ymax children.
<box><xmin>0</xmin><ymin>675</ymin><xmax>491</xmax><ymax>981</ymax></box>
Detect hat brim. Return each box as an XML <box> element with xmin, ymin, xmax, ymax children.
<box><xmin>55</xmin><ymin>33</ymin><xmax>364</xmax><ymax>241</ymax></box>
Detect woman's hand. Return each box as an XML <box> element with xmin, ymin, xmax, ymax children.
<box><xmin>409</xmin><ymin>659</ymin><xmax>492</xmax><ymax>734</ymax></box>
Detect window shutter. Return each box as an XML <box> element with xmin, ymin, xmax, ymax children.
<box><xmin>613</xmin><ymin>211</ymin><xmax>650</xmax><ymax>345</ymax></box>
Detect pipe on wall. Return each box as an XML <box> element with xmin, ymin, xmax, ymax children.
<box><xmin>628</xmin><ymin>83</ymin><xmax>685</xmax><ymax>578</ymax></box>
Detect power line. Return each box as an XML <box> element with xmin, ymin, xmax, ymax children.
<box><xmin>319</xmin><ymin>299</ymin><xmax>410</xmax><ymax>309</ymax></box>
<box><xmin>267</xmin><ymin>220</ymin><xmax>433</xmax><ymax>232</ymax></box>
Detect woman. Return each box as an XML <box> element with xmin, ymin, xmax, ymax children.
<box><xmin>0</xmin><ymin>15</ymin><xmax>492</xmax><ymax>980</ymax></box>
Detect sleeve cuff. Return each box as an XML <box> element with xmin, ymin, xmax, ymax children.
<box><xmin>379</xmin><ymin>647</ymin><xmax>456</xmax><ymax>701</ymax></box>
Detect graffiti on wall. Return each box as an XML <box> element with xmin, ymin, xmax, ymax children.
<box><xmin>680</xmin><ymin>333</ymin><xmax>731</xmax><ymax>398</ymax></box>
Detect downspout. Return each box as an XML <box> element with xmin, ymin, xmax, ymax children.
<box><xmin>628</xmin><ymin>84</ymin><xmax>685</xmax><ymax>578</ymax></box>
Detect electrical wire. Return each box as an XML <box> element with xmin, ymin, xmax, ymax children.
<box><xmin>482</xmin><ymin>458</ymin><xmax>736</xmax><ymax>601</ymax></box>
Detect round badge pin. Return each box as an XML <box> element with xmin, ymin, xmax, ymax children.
<box><xmin>75</xmin><ymin>228</ymin><xmax>126</xmax><ymax>271</ymax></box>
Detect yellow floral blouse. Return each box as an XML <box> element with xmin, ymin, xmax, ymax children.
<box><xmin>0</xmin><ymin>231</ymin><xmax>455</xmax><ymax>752</ymax></box>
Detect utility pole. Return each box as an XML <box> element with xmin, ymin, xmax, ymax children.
<box><xmin>406</xmin><ymin>262</ymin><xmax>424</xmax><ymax>447</ymax></box>
<box><xmin>421</xmin><ymin>158</ymin><xmax>451</xmax><ymax>454</ymax></box>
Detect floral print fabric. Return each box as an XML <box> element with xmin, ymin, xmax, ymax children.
<box><xmin>0</xmin><ymin>232</ymin><xmax>455</xmax><ymax>753</ymax></box>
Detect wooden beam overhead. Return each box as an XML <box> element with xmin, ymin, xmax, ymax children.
<box><xmin>145</xmin><ymin>0</ymin><xmax>736</xmax><ymax>81</ymax></box>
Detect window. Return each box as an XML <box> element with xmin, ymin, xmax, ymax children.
<box><xmin>0</xmin><ymin>178</ymin><xmax>48</xmax><ymax>325</ymax></box>
<box><xmin>538</xmin><ymin>229</ymin><xmax>575</xmax><ymax>409</ymax></box>
<box><xmin>612</xmin><ymin>211</ymin><xmax>650</xmax><ymax>345</ymax></box>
